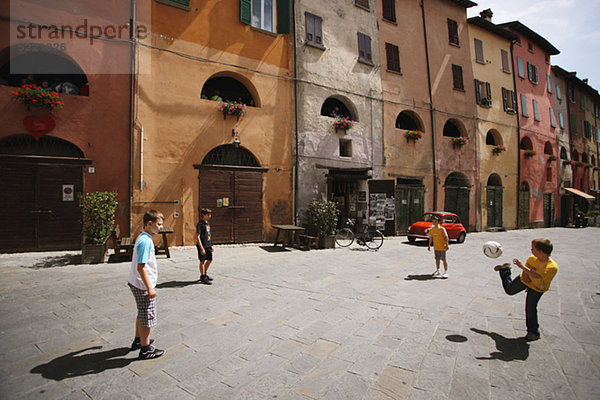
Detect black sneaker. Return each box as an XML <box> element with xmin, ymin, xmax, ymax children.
<box><xmin>525</xmin><ymin>332</ymin><xmax>540</xmax><ymax>341</ymax></box>
<box><xmin>139</xmin><ymin>345</ymin><xmax>164</xmax><ymax>360</ymax></box>
<box><xmin>204</xmin><ymin>275</ymin><xmax>213</xmax><ymax>281</ymax></box>
<box><xmin>131</xmin><ymin>338</ymin><xmax>154</xmax><ymax>351</ymax></box>
<box><xmin>199</xmin><ymin>275</ymin><xmax>212</xmax><ymax>285</ymax></box>
<box><xmin>494</xmin><ymin>263</ymin><xmax>511</xmax><ymax>271</ymax></box>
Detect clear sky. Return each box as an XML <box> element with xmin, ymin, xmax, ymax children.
<box><xmin>467</xmin><ymin>0</ymin><xmax>600</xmax><ymax>92</ymax></box>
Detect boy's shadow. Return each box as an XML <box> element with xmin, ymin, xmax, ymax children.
<box><xmin>470</xmin><ymin>328</ymin><xmax>529</xmax><ymax>361</ymax></box>
<box><xmin>156</xmin><ymin>280</ymin><xmax>199</xmax><ymax>288</ymax></box>
<box><xmin>30</xmin><ymin>346</ymin><xmax>135</xmax><ymax>381</ymax></box>
<box><xmin>405</xmin><ymin>274</ymin><xmax>436</xmax><ymax>281</ymax></box>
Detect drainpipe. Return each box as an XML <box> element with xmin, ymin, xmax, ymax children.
<box><xmin>128</xmin><ymin>0</ymin><xmax>137</xmax><ymax>235</ymax></box>
<box><xmin>510</xmin><ymin>40</ymin><xmax>521</xmax><ymax>228</ymax></box>
<box><xmin>292</xmin><ymin>0</ymin><xmax>299</xmax><ymax>225</ymax></box>
<box><xmin>420</xmin><ymin>0</ymin><xmax>437</xmax><ymax>210</ymax></box>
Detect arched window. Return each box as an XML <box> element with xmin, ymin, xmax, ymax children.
<box><xmin>485</xmin><ymin>129</ymin><xmax>502</xmax><ymax>146</ymax></box>
<box><xmin>320</xmin><ymin>96</ymin><xmax>357</xmax><ymax>120</ymax></box>
<box><xmin>445</xmin><ymin>171</ymin><xmax>470</xmax><ymax>187</ymax></box>
<box><xmin>560</xmin><ymin>147</ymin><xmax>568</xmax><ymax>160</ymax></box>
<box><xmin>395</xmin><ymin>110</ymin><xmax>422</xmax><ymax>131</ymax></box>
<box><xmin>544</xmin><ymin>141</ymin><xmax>553</xmax><ymax>155</ymax></box>
<box><xmin>582</xmin><ymin>152</ymin><xmax>588</xmax><ymax>163</ymax></box>
<box><xmin>487</xmin><ymin>173</ymin><xmax>502</xmax><ymax>186</ymax></box>
<box><xmin>201</xmin><ymin>75</ymin><xmax>257</xmax><ymax>106</ymax></box>
<box><xmin>201</xmin><ymin>145</ymin><xmax>259</xmax><ymax>167</ymax></box>
<box><xmin>0</xmin><ymin>134</ymin><xmax>84</xmax><ymax>157</ymax></box>
<box><xmin>520</xmin><ymin>181</ymin><xmax>530</xmax><ymax>191</ymax></box>
<box><xmin>0</xmin><ymin>46</ymin><xmax>89</xmax><ymax>95</ymax></box>
<box><xmin>572</xmin><ymin>149</ymin><xmax>579</xmax><ymax>162</ymax></box>
<box><xmin>443</xmin><ymin>120</ymin><xmax>463</xmax><ymax>138</ymax></box>
<box><xmin>520</xmin><ymin>136</ymin><xmax>533</xmax><ymax>150</ymax></box>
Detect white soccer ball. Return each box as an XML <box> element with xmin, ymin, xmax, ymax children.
<box><xmin>483</xmin><ymin>241</ymin><xmax>503</xmax><ymax>258</ymax></box>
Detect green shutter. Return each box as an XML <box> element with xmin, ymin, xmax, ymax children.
<box><xmin>277</xmin><ymin>0</ymin><xmax>291</xmax><ymax>34</ymax></box>
<box><xmin>240</xmin><ymin>0</ymin><xmax>251</xmax><ymax>25</ymax></box>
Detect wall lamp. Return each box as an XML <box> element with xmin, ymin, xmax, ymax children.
<box><xmin>232</xmin><ymin>129</ymin><xmax>240</xmax><ymax>147</ymax></box>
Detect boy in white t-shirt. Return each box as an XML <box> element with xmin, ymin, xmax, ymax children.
<box><xmin>128</xmin><ymin>210</ymin><xmax>165</xmax><ymax>359</ymax></box>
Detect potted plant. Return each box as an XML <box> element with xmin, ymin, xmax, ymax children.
<box><xmin>562</xmin><ymin>159</ymin><xmax>571</xmax><ymax>166</ymax></box>
<box><xmin>219</xmin><ymin>100</ymin><xmax>247</xmax><ymax>120</ymax></box>
<box><xmin>79</xmin><ymin>191</ymin><xmax>118</xmax><ymax>263</ymax></box>
<box><xmin>12</xmin><ymin>84</ymin><xmax>64</xmax><ymax>111</ymax></box>
<box><xmin>575</xmin><ymin>161</ymin><xmax>585</xmax><ymax>168</ymax></box>
<box><xmin>331</xmin><ymin>116</ymin><xmax>355</xmax><ymax>132</ymax></box>
<box><xmin>523</xmin><ymin>149</ymin><xmax>536</xmax><ymax>158</ymax></box>
<box><xmin>480</xmin><ymin>97</ymin><xmax>491</xmax><ymax>107</ymax></box>
<box><xmin>404</xmin><ymin>130</ymin><xmax>423</xmax><ymax>141</ymax></box>
<box><xmin>303</xmin><ymin>199</ymin><xmax>338</xmax><ymax>249</ymax></box>
<box><xmin>492</xmin><ymin>145</ymin><xmax>506</xmax><ymax>155</ymax></box>
<box><xmin>547</xmin><ymin>155</ymin><xmax>557</xmax><ymax>161</ymax></box>
<box><xmin>506</xmin><ymin>107</ymin><xmax>515</xmax><ymax>113</ymax></box>
<box><xmin>450</xmin><ymin>137</ymin><xmax>469</xmax><ymax>147</ymax></box>
<box><xmin>585</xmin><ymin>163</ymin><xmax>593</xmax><ymax>170</ymax></box>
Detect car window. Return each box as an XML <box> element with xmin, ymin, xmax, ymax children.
<box><xmin>421</xmin><ymin>214</ymin><xmax>433</xmax><ymax>222</ymax></box>
<box><xmin>454</xmin><ymin>216</ymin><xmax>460</xmax><ymax>224</ymax></box>
<box><xmin>443</xmin><ymin>216</ymin><xmax>453</xmax><ymax>224</ymax></box>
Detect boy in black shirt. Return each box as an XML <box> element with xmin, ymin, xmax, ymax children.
<box><xmin>196</xmin><ymin>208</ymin><xmax>214</xmax><ymax>284</ymax></box>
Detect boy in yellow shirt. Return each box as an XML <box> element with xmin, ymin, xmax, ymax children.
<box><xmin>428</xmin><ymin>215</ymin><xmax>449</xmax><ymax>279</ymax></box>
<box><xmin>494</xmin><ymin>238</ymin><xmax>558</xmax><ymax>341</ymax></box>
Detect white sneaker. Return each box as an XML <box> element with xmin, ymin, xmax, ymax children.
<box><xmin>432</xmin><ymin>270</ymin><xmax>441</xmax><ymax>277</ymax></box>
<box><xmin>442</xmin><ymin>272</ymin><xmax>448</xmax><ymax>279</ymax></box>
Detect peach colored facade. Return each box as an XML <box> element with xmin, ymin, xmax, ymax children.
<box><xmin>132</xmin><ymin>0</ymin><xmax>293</xmax><ymax>245</ymax></box>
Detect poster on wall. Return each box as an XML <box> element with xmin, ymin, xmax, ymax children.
<box><xmin>369</xmin><ymin>193</ymin><xmax>387</xmax><ymax>230</ymax></box>
<box><xmin>384</xmin><ymin>197</ymin><xmax>395</xmax><ymax>220</ymax></box>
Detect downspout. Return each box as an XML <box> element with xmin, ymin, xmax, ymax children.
<box><xmin>510</xmin><ymin>40</ymin><xmax>521</xmax><ymax>228</ymax></box>
<box><xmin>128</xmin><ymin>0</ymin><xmax>137</xmax><ymax>235</ymax></box>
<box><xmin>420</xmin><ymin>0</ymin><xmax>437</xmax><ymax>210</ymax></box>
<box><xmin>292</xmin><ymin>0</ymin><xmax>299</xmax><ymax>225</ymax></box>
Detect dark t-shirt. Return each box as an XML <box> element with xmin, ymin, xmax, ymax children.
<box><xmin>196</xmin><ymin>220</ymin><xmax>213</xmax><ymax>248</ymax></box>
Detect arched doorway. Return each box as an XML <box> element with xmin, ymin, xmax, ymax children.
<box><xmin>0</xmin><ymin>135</ymin><xmax>90</xmax><ymax>252</ymax></box>
<box><xmin>518</xmin><ymin>181</ymin><xmax>530</xmax><ymax>228</ymax></box>
<box><xmin>194</xmin><ymin>145</ymin><xmax>266</xmax><ymax>243</ymax></box>
<box><xmin>486</xmin><ymin>174</ymin><xmax>503</xmax><ymax>229</ymax></box>
<box><xmin>444</xmin><ymin>172</ymin><xmax>470</xmax><ymax>229</ymax></box>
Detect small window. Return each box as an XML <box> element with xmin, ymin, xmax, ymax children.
<box><xmin>567</xmin><ymin>85</ymin><xmax>575</xmax><ymax>102</ymax></box>
<box><xmin>474</xmin><ymin>38</ymin><xmax>484</xmax><ymax>63</ymax></box>
<box><xmin>517</xmin><ymin>57</ymin><xmax>524</xmax><ymax>78</ymax></box>
<box><xmin>501</xmin><ymin>50</ymin><xmax>510</xmax><ymax>73</ymax></box>
<box><xmin>355</xmin><ymin>0</ymin><xmax>369</xmax><ymax>10</ymax></box>
<box><xmin>305</xmin><ymin>12</ymin><xmax>323</xmax><ymax>47</ymax></box>
<box><xmin>452</xmin><ymin>64</ymin><xmax>464</xmax><ymax>90</ymax></box>
<box><xmin>251</xmin><ymin>0</ymin><xmax>275</xmax><ymax>32</ymax></box>
<box><xmin>547</xmin><ymin>74</ymin><xmax>552</xmax><ymax>93</ymax></box>
<box><xmin>521</xmin><ymin>94</ymin><xmax>528</xmax><ymax>117</ymax></box>
<box><xmin>558</xmin><ymin>112</ymin><xmax>564</xmax><ymax>128</ymax></box>
<box><xmin>533</xmin><ymin>99</ymin><xmax>540</xmax><ymax>121</ymax></box>
<box><xmin>556</xmin><ymin>84</ymin><xmax>562</xmax><ymax>100</ymax></box>
<box><xmin>550</xmin><ymin>108</ymin><xmax>556</xmax><ymax>128</ymax></box>
<box><xmin>443</xmin><ymin>215</ymin><xmax>453</xmax><ymax>224</ymax></box>
<box><xmin>339</xmin><ymin>139</ymin><xmax>352</xmax><ymax>157</ymax></box>
<box><xmin>528</xmin><ymin>41</ymin><xmax>534</xmax><ymax>53</ymax></box>
<box><xmin>474</xmin><ymin>79</ymin><xmax>492</xmax><ymax>106</ymax></box>
<box><xmin>385</xmin><ymin>43</ymin><xmax>401</xmax><ymax>73</ymax></box>
<box><xmin>448</xmin><ymin>19</ymin><xmax>459</xmax><ymax>46</ymax></box>
<box><xmin>527</xmin><ymin>62</ymin><xmax>538</xmax><ymax>84</ymax></box>
<box><xmin>502</xmin><ymin>88</ymin><xmax>517</xmax><ymax>113</ymax></box>
<box><xmin>382</xmin><ymin>0</ymin><xmax>396</xmax><ymax>22</ymax></box>
<box><xmin>357</xmin><ymin>32</ymin><xmax>372</xmax><ymax>64</ymax></box>
<box><xmin>545</xmin><ymin>53</ymin><xmax>550</xmax><ymax>64</ymax></box>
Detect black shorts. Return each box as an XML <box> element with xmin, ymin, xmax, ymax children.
<box><xmin>196</xmin><ymin>245</ymin><xmax>213</xmax><ymax>262</ymax></box>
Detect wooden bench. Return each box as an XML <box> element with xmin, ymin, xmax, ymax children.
<box><xmin>110</xmin><ymin>225</ymin><xmax>135</xmax><ymax>262</ymax></box>
<box><xmin>297</xmin><ymin>233</ymin><xmax>319</xmax><ymax>250</ymax></box>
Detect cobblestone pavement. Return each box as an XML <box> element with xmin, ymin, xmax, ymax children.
<box><xmin>1</xmin><ymin>227</ymin><xmax>599</xmax><ymax>400</ymax></box>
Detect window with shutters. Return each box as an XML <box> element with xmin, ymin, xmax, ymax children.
<box><xmin>474</xmin><ymin>39</ymin><xmax>484</xmax><ymax>63</ymax></box>
<box><xmin>355</xmin><ymin>0</ymin><xmax>369</xmax><ymax>10</ymax></box>
<box><xmin>156</xmin><ymin>0</ymin><xmax>190</xmax><ymax>10</ymax></box>
<box><xmin>584</xmin><ymin>120</ymin><xmax>592</xmax><ymax>139</ymax></box>
<box><xmin>521</xmin><ymin>94</ymin><xmax>528</xmax><ymax>117</ymax></box>
<box><xmin>532</xmin><ymin>99</ymin><xmax>540</xmax><ymax>121</ymax></box>
<box><xmin>382</xmin><ymin>0</ymin><xmax>396</xmax><ymax>22</ymax></box>
<box><xmin>385</xmin><ymin>43</ymin><xmax>401</xmax><ymax>73</ymax></box>
<box><xmin>251</xmin><ymin>0</ymin><xmax>275</xmax><ymax>32</ymax></box>
<box><xmin>305</xmin><ymin>12</ymin><xmax>324</xmax><ymax>48</ymax></box>
<box><xmin>452</xmin><ymin>65</ymin><xmax>463</xmax><ymax>90</ymax></box>
<box><xmin>501</xmin><ymin>49</ymin><xmax>510</xmax><ymax>73</ymax></box>
<box><xmin>527</xmin><ymin>41</ymin><xmax>534</xmax><ymax>53</ymax></box>
<box><xmin>357</xmin><ymin>32</ymin><xmax>373</xmax><ymax>64</ymax></box>
<box><xmin>527</xmin><ymin>62</ymin><xmax>538</xmax><ymax>84</ymax></box>
<box><xmin>501</xmin><ymin>88</ymin><xmax>517</xmax><ymax>113</ymax></box>
<box><xmin>556</xmin><ymin>84</ymin><xmax>562</xmax><ymax>100</ymax></box>
<box><xmin>547</xmin><ymin>74</ymin><xmax>552</xmax><ymax>93</ymax></box>
<box><xmin>239</xmin><ymin>0</ymin><xmax>289</xmax><ymax>34</ymax></box>
<box><xmin>517</xmin><ymin>57</ymin><xmax>524</xmax><ymax>78</ymax></box>
<box><xmin>474</xmin><ymin>79</ymin><xmax>492</xmax><ymax>107</ymax></box>
<box><xmin>558</xmin><ymin>112</ymin><xmax>564</xmax><ymax>129</ymax></box>
<box><xmin>448</xmin><ymin>19</ymin><xmax>459</xmax><ymax>46</ymax></box>
<box><xmin>550</xmin><ymin>108</ymin><xmax>556</xmax><ymax>128</ymax></box>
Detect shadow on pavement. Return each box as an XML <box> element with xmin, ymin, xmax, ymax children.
<box><xmin>470</xmin><ymin>328</ymin><xmax>529</xmax><ymax>361</ymax></box>
<box><xmin>27</xmin><ymin>254</ymin><xmax>82</xmax><ymax>269</ymax></box>
<box><xmin>157</xmin><ymin>280</ymin><xmax>199</xmax><ymax>288</ymax></box>
<box><xmin>405</xmin><ymin>274</ymin><xmax>436</xmax><ymax>281</ymax></box>
<box><xmin>30</xmin><ymin>346</ymin><xmax>136</xmax><ymax>380</ymax></box>
<box><xmin>259</xmin><ymin>245</ymin><xmax>291</xmax><ymax>253</ymax></box>
<box><xmin>446</xmin><ymin>334</ymin><xmax>468</xmax><ymax>343</ymax></box>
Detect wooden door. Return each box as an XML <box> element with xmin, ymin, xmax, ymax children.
<box><xmin>543</xmin><ymin>193</ymin><xmax>554</xmax><ymax>228</ymax></box>
<box><xmin>486</xmin><ymin>186</ymin><xmax>503</xmax><ymax>228</ymax></box>
<box><xmin>518</xmin><ymin>187</ymin><xmax>530</xmax><ymax>228</ymax></box>
<box><xmin>233</xmin><ymin>170</ymin><xmax>263</xmax><ymax>242</ymax></box>
<box><xmin>444</xmin><ymin>186</ymin><xmax>470</xmax><ymax>230</ymax></box>
<box><xmin>395</xmin><ymin>186</ymin><xmax>424</xmax><ymax>233</ymax></box>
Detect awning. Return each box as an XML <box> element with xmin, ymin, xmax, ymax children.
<box><xmin>564</xmin><ymin>187</ymin><xmax>595</xmax><ymax>200</ymax></box>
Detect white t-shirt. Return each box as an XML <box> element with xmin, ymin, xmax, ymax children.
<box><xmin>128</xmin><ymin>232</ymin><xmax>158</xmax><ymax>290</ymax></box>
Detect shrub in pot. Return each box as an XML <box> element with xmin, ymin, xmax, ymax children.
<box><xmin>79</xmin><ymin>191</ymin><xmax>118</xmax><ymax>263</ymax></box>
<box><xmin>304</xmin><ymin>199</ymin><xmax>338</xmax><ymax>248</ymax></box>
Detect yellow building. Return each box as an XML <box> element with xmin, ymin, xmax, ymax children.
<box><xmin>468</xmin><ymin>11</ymin><xmax>519</xmax><ymax>230</ymax></box>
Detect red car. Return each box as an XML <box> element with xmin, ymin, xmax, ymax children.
<box><xmin>407</xmin><ymin>212</ymin><xmax>467</xmax><ymax>243</ymax></box>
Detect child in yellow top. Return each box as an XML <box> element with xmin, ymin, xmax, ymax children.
<box><xmin>495</xmin><ymin>238</ymin><xmax>558</xmax><ymax>341</ymax></box>
<box><xmin>428</xmin><ymin>215</ymin><xmax>449</xmax><ymax>279</ymax></box>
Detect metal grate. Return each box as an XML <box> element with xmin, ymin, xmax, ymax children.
<box><xmin>201</xmin><ymin>145</ymin><xmax>259</xmax><ymax>167</ymax></box>
<box><xmin>0</xmin><ymin>134</ymin><xmax>84</xmax><ymax>157</ymax></box>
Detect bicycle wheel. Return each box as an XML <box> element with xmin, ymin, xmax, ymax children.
<box><xmin>335</xmin><ymin>228</ymin><xmax>354</xmax><ymax>247</ymax></box>
<box><xmin>364</xmin><ymin>230</ymin><xmax>384</xmax><ymax>250</ymax></box>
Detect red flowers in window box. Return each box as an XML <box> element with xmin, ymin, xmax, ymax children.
<box><xmin>12</xmin><ymin>84</ymin><xmax>64</xmax><ymax>111</ymax></box>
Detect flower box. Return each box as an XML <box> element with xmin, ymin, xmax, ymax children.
<box><xmin>404</xmin><ymin>130</ymin><xmax>423</xmax><ymax>141</ymax></box>
<box><xmin>574</xmin><ymin>161</ymin><xmax>585</xmax><ymax>168</ymax></box>
<box><xmin>523</xmin><ymin>150</ymin><xmax>536</xmax><ymax>158</ymax></box>
<box><xmin>450</xmin><ymin>137</ymin><xmax>469</xmax><ymax>147</ymax></box>
<box><xmin>585</xmin><ymin>163</ymin><xmax>593</xmax><ymax>169</ymax></box>
<box><xmin>12</xmin><ymin>84</ymin><xmax>64</xmax><ymax>111</ymax></box>
<box><xmin>562</xmin><ymin>159</ymin><xmax>571</xmax><ymax>165</ymax></box>
<box><xmin>547</xmin><ymin>155</ymin><xmax>557</xmax><ymax>161</ymax></box>
<box><xmin>492</xmin><ymin>145</ymin><xmax>506</xmax><ymax>154</ymax></box>
<box><xmin>219</xmin><ymin>101</ymin><xmax>247</xmax><ymax>119</ymax></box>
<box><xmin>332</xmin><ymin>116</ymin><xmax>354</xmax><ymax>131</ymax></box>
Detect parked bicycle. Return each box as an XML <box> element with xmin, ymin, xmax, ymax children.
<box><xmin>335</xmin><ymin>219</ymin><xmax>384</xmax><ymax>250</ymax></box>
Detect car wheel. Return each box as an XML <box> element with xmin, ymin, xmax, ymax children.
<box><xmin>407</xmin><ymin>236</ymin><xmax>416</xmax><ymax>243</ymax></box>
<box><xmin>456</xmin><ymin>232</ymin><xmax>466</xmax><ymax>243</ymax></box>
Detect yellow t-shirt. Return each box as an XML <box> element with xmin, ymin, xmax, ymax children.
<box><xmin>429</xmin><ymin>226</ymin><xmax>448</xmax><ymax>251</ymax></box>
<box><xmin>520</xmin><ymin>255</ymin><xmax>558</xmax><ymax>293</ymax></box>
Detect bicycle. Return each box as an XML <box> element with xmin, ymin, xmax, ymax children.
<box><xmin>335</xmin><ymin>219</ymin><xmax>384</xmax><ymax>250</ymax></box>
